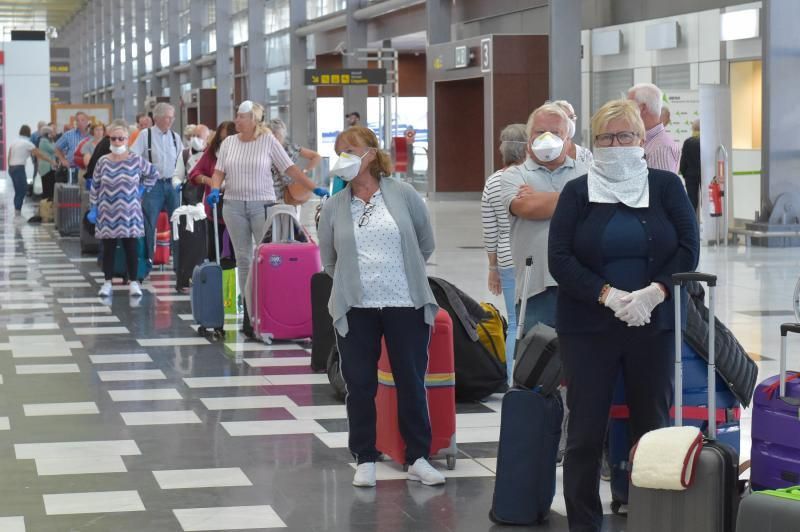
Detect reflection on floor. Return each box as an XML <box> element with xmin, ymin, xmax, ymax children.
<box><xmin>0</xmin><ymin>190</ymin><xmax>797</xmax><ymax>531</ymax></box>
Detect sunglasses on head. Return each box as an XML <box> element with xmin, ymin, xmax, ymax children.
<box><xmin>109</xmin><ymin>136</ymin><xmax>127</xmax><ymax>142</ymax></box>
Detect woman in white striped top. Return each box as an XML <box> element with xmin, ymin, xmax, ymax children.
<box><xmin>481</xmin><ymin>123</ymin><xmax>528</xmax><ymax>381</ymax></box>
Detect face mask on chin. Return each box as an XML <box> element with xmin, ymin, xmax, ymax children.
<box><xmin>531</xmin><ymin>132</ymin><xmax>565</xmax><ymax>163</ymax></box>
<box><xmin>330</xmin><ymin>150</ymin><xmax>371</xmax><ymax>182</ymax></box>
<box><xmin>110</xmin><ymin>144</ymin><xmax>127</xmax><ymax>155</ymax></box>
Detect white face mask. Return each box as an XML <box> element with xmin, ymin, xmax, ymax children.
<box><xmin>331</xmin><ymin>151</ymin><xmax>370</xmax><ymax>182</ymax></box>
<box><xmin>110</xmin><ymin>144</ymin><xmax>127</xmax><ymax>155</ymax></box>
<box><xmin>190</xmin><ymin>137</ymin><xmax>206</xmax><ymax>152</ymax></box>
<box><xmin>531</xmin><ymin>132</ymin><xmax>565</xmax><ymax>163</ymax></box>
<box><xmin>567</xmin><ymin>119</ymin><xmax>576</xmax><ymax>139</ymax></box>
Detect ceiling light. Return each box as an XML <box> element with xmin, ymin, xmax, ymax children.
<box><xmin>721</xmin><ymin>8</ymin><xmax>760</xmax><ymax>41</ymax></box>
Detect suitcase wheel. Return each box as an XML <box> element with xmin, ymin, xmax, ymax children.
<box><xmin>198</xmin><ymin>326</ymin><xmax>207</xmax><ymax>337</ymax></box>
<box><xmin>446</xmin><ymin>455</ymin><xmax>456</xmax><ymax>470</ymax></box>
<box><xmin>610</xmin><ymin>500</ymin><xmax>626</xmax><ymax>515</ymax></box>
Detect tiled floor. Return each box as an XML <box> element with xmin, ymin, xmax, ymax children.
<box><xmin>0</xmin><ymin>189</ymin><xmax>796</xmax><ymax>531</ymax></box>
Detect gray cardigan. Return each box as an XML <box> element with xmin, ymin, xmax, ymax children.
<box><xmin>317</xmin><ymin>177</ymin><xmax>438</xmax><ymax>336</ymax></box>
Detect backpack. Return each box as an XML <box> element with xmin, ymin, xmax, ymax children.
<box><xmin>476</xmin><ymin>302</ymin><xmax>508</xmax><ymax>363</ymax></box>
<box><xmin>73</xmin><ymin>137</ymin><xmax>92</xmax><ymax>169</ymax></box>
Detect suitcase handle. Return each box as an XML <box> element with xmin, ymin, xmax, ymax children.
<box><xmin>212</xmin><ymin>203</ymin><xmax>220</xmax><ymax>265</ymax></box>
<box><xmin>673</xmin><ymin>271</ymin><xmax>717</xmax><ymax>440</ymax></box>
<box><xmin>779</xmin><ymin>322</ymin><xmax>800</xmax><ymax>398</ymax></box>
<box><xmin>515</xmin><ymin>256</ymin><xmax>534</xmax><ymax>346</ymax></box>
<box><xmin>780</xmin><ymin>323</ymin><xmax>800</xmax><ymax>336</ymax></box>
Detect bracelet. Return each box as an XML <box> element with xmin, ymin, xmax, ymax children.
<box><xmin>598</xmin><ymin>284</ymin><xmax>610</xmax><ymax>304</ymax></box>
<box><xmin>488</xmin><ymin>266</ymin><xmax>498</xmax><ymax>272</ymax></box>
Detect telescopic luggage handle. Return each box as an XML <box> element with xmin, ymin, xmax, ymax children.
<box><xmin>779</xmin><ymin>323</ymin><xmax>800</xmax><ymax>399</ymax></box>
<box><xmin>515</xmin><ymin>256</ymin><xmax>534</xmax><ymax>345</ymax></box>
<box><xmin>212</xmin><ymin>202</ymin><xmax>220</xmax><ymax>265</ymax></box>
<box><xmin>672</xmin><ymin>272</ymin><xmax>718</xmax><ymax>438</ymax></box>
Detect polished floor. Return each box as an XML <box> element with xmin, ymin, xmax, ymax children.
<box><xmin>0</xmin><ymin>183</ymin><xmax>797</xmax><ymax>531</ymax></box>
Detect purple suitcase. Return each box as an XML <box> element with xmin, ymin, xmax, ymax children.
<box><xmin>750</xmin><ymin>323</ymin><xmax>800</xmax><ymax>490</ymax></box>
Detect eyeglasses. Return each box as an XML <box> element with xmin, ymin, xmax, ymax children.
<box><xmin>358</xmin><ymin>203</ymin><xmax>376</xmax><ymax>228</ymax></box>
<box><xmin>594</xmin><ymin>131</ymin><xmax>638</xmax><ymax>147</ymax></box>
<box><xmin>109</xmin><ymin>136</ymin><xmax>128</xmax><ymax>142</ymax></box>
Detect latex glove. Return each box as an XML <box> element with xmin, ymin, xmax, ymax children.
<box><xmin>615</xmin><ymin>283</ymin><xmax>666</xmax><ymax>327</ymax></box>
<box><xmin>206</xmin><ymin>188</ymin><xmax>221</xmax><ymax>206</ymax></box>
<box><xmin>602</xmin><ymin>287</ymin><xmax>630</xmax><ymax>314</ymax></box>
<box><xmin>488</xmin><ymin>268</ymin><xmax>501</xmax><ymax>296</ymax></box>
<box><xmin>313</xmin><ymin>187</ymin><xmax>330</xmax><ymax>198</ymax></box>
<box><xmin>138</xmin><ymin>185</ymin><xmax>145</xmax><ymax>198</ymax></box>
<box><xmin>85</xmin><ymin>178</ymin><xmax>92</xmax><ymax>191</ymax></box>
<box><xmin>86</xmin><ymin>207</ymin><xmax>97</xmax><ymax>225</ymax></box>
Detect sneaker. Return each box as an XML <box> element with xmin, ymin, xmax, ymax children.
<box><xmin>129</xmin><ymin>281</ymin><xmax>143</xmax><ymax>297</ymax></box>
<box><xmin>98</xmin><ymin>281</ymin><xmax>113</xmax><ymax>297</ymax></box>
<box><xmin>407</xmin><ymin>458</ymin><xmax>445</xmax><ymax>486</ymax></box>
<box><xmin>352</xmin><ymin>462</ymin><xmax>376</xmax><ymax>487</ymax></box>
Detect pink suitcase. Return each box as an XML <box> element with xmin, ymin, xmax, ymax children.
<box><xmin>251</xmin><ymin>208</ymin><xmax>322</xmax><ymax>342</ymax></box>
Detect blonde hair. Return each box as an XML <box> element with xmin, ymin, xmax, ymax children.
<box><xmin>238</xmin><ymin>102</ymin><xmax>271</xmax><ymax>139</ymax></box>
<box><xmin>334</xmin><ymin>126</ymin><xmax>393</xmax><ymax>178</ymax></box>
<box><xmin>107</xmin><ymin>120</ymin><xmax>129</xmax><ymax>137</ymax></box>
<box><xmin>525</xmin><ymin>103</ymin><xmax>570</xmax><ymax>139</ymax></box>
<box><xmin>590</xmin><ymin>99</ymin><xmax>646</xmax><ymax>147</ymax></box>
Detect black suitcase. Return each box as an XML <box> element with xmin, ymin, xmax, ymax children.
<box><xmin>311</xmin><ymin>272</ymin><xmax>334</xmax><ymax>372</ymax></box>
<box><xmin>54</xmin><ymin>182</ymin><xmax>81</xmax><ymax>236</ymax></box>
<box><xmin>79</xmin><ymin>187</ymin><xmax>99</xmax><ymax>254</ymax></box>
<box><xmin>176</xmin><ymin>217</ymin><xmax>209</xmax><ymax>291</ymax></box>
<box><xmin>490</xmin><ymin>255</ymin><xmax>564</xmax><ymax>525</ymax></box>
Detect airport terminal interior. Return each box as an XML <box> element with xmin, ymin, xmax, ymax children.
<box><xmin>1</xmin><ymin>0</ymin><xmax>799</xmax><ymax>531</ymax></box>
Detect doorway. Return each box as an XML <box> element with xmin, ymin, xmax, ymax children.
<box><xmin>434</xmin><ymin>78</ymin><xmax>484</xmax><ymax>192</ymax></box>
<box><xmin>729</xmin><ymin>60</ymin><xmax>762</xmax><ymax>221</ymax></box>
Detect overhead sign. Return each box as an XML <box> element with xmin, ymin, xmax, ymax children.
<box><xmin>480</xmin><ymin>38</ymin><xmax>492</xmax><ymax>73</ymax></box>
<box><xmin>304</xmin><ymin>68</ymin><xmax>387</xmax><ymax>86</ymax></box>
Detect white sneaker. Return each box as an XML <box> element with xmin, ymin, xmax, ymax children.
<box><xmin>352</xmin><ymin>462</ymin><xmax>377</xmax><ymax>487</ymax></box>
<box><xmin>98</xmin><ymin>281</ymin><xmax>113</xmax><ymax>297</ymax></box>
<box><xmin>407</xmin><ymin>458</ymin><xmax>445</xmax><ymax>486</ymax></box>
<box><xmin>129</xmin><ymin>281</ymin><xmax>142</xmax><ymax>297</ymax></box>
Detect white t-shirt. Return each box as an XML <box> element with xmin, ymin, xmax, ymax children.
<box><xmin>214</xmin><ymin>133</ymin><xmax>294</xmax><ymax>201</ymax></box>
<box><xmin>8</xmin><ymin>138</ymin><xmax>35</xmax><ymax>166</ymax></box>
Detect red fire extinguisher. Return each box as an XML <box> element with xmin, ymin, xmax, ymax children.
<box><xmin>709</xmin><ymin>179</ymin><xmax>723</xmax><ymax>218</ymax></box>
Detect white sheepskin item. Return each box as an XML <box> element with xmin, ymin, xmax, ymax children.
<box><xmin>630</xmin><ymin>426</ymin><xmax>703</xmax><ymax>491</ymax></box>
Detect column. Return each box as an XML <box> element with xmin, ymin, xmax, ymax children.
<box><xmin>104</xmin><ymin>0</ymin><xmax>113</xmax><ymax>105</ymax></box>
<box><xmin>136</xmin><ymin>0</ymin><xmax>147</xmax><ymax>107</ymax></box>
<box><xmin>426</xmin><ymin>0</ymin><xmax>451</xmax><ymax>46</ymax></box>
<box><xmin>344</xmin><ymin>0</ymin><xmax>367</xmax><ymax>129</ymax></box>
<box><xmin>189</xmin><ymin>0</ymin><xmax>206</xmax><ymax>89</ymax></box>
<box><xmin>123</xmin><ymin>0</ymin><xmax>136</xmax><ymax>120</ymax></box>
<box><xmin>549</xmin><ymin>0</ymin><xmax>582</xmax><ymax>142</ymax></box>
<box><xmin>150</xmin><ymin>0</ymin><xmax>163</xmax><ymax>96</ymax></box>
<box><xmin>248</xmin><ymin>0</ymin><xmax>266</xmax><ymax>103</ymax></box>
<box><xmin>289</xmin><ymin>0</ymin><xmax>311</xmax><ymax>147</ymax></box>
<box><xmin>167</xmin><ymin>0</ymin><xmax>182</xmax><ymax>108</ymax></box>
<box><xmin>215</xmin><ymin>0</ymin><xmax>233</xmax><ymax>119</ymax></box>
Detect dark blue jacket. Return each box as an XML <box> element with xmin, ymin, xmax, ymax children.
<box><xmin>548</xmin><ymin>169</ymin><xmax>699</xmax><ymax>334</ymax></box>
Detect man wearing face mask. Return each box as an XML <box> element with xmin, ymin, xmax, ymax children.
<box><xmin>173</xmin><ymin>124</ymin><xmax>210</xmax><ymax>190</ymax></box>
<box><xmin>500</xmin><ymin>103</ymin><xmax>589</xmax><ymax>333</ymax></box>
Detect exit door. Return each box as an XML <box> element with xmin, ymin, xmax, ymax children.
<box><xmin>434</xmin><ymin>78</ymin><xmax>485</xmax><ymax>192</ymax></box>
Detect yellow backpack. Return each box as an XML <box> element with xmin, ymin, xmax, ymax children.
<box><xmin>477</xmin><ymin>302</ymin><xmax>508</xmax><ymax>363</ymax></box>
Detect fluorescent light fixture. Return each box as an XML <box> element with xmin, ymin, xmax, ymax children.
<box><xmin>721</xmin><ymin>8</ymin><xmax>760</xmax><ymax>41</ymax></box>
<box><xmin>592</xmin><ymin>30</ymin><xmax>622</xmax><ymax>56</ymax></box>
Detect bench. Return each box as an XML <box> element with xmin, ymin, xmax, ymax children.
<box><xmin>728</xmin><ymin>227</ymin><xmax>800</xmax><ymax>247</ymax></box>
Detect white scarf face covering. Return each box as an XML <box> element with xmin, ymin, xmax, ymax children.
<box><xmin>587</xmin><ymin>146</ymin><xmax>649</xmax><ymax>208</ymax></box>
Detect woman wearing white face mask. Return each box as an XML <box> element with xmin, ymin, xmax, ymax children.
<box><xmin>173</xmin><ymin>124</ymin><xmax>210</xmax><ymax>190</ymax></box>
<box><xmin>548</xmin><ymin>100</ymin><xmax>699</xmax><ymax>532</ymax></box>
<box><xmin>89</xmin><ymin>122</ymin><xmax>161</xmax><ymax>298</ymax></box>
<box><xmin>317</xmin><ymin>126</ymin><xmax>444</xmax><ymax>489</ymax></box>
<box><xmin>553</xmin><ymin>100</ymin><xmax>593</xmax><ymax>166</ymax></box>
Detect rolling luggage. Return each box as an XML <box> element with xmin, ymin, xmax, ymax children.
<box><xmin>628</xmin><ymin>272</ymin><xmax>739</xmax><ymax>532</ymax></box>
<box><xmin>79</xmin><ymin>187</ymin><xmax>99</xmax><ymax>254</ymax></box>
<box><xmin>154</xmin><ymin>211</ymin><xmax>171</xmax><ymax>267</ymax></box>
<box><xmin>112</xmin><ymin>238</ymin><xmax>149</xmax><ymax>282</ymax></box>
<box><xmin>251</xmin><ymin>206</ymin><xmax>321</xmax><ymax>342</ymax></box>
<box><xmin>490</xmin><ymin>257</ymin><xmax>564</xmax><ymax>526</ymax></box>
<box><xmin>750</xmin><ymin>323</ymin><xmax>800</xmax><ymax>490</ymax></box>
<box><xmin>311</xmin><ymin>272</ymin><xmax>334</xmax><ymax>372</ymax></box>
<box><xmin>191</xmin><ymin>204</ymin><xmax>224</xmax><ymax>339</ymax></box>
<box><xmin>375</xmin><ymin>309</ymin><xmax>458</xmax><ymax>469</ymax></box>
<box><xmin>737</xmin><ymin>486</ymin><xmax>800</xmax><ymax>531</ymax></box>
<box><xmin>175</xmin><ymin>216</ymin><xmax>208</xmax><ymax>291</ymax></box>
<box><xmin>54</xmin><ymin>182</ymin><xmax>81</xmax><ymax>236</ymax></box>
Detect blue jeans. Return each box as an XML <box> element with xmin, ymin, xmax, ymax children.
<box><xmin>498</xmin><ymin>266</ymin><xmax>518</xmax><ymax>379</ymax></box>
<box><xmin>142</xmin><ymin>179</ymin><xmax>179</xmax><ymax>268</ymax></box>
<box><xmin>516</xmin><ymin>286</ymin><xmax>558</xmax><ymax>334</ymax></box>
<box><xmin>9</xmin><ymin>165</ymin><xmax>27</xmax><ymax>211</ymax></box>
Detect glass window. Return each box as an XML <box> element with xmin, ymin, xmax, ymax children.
<box><xmin>265</xmin><ymin>32</ymin><xmax>290</xmax><ymax>69</ymax></box>
<box><xmin>181</xmin><ymin>82</ymin><xmax>192</xmax><ymax>95</ymax></box>
<box><xmin>131</xmin><ymin>43</ymin><xmax>138</xmax><ymax>60</ymax></box>
<box><xmin>232</xmin><ymin>0</ymin><xmax>248</xmax><ymax>13</ymax></box>
<box><xmin>306</xmin><ymin>0</ymin><xmax>345</xmax><ymax>19</ymax></box>
<box><xmin>202</xmin><ymin>77</ymin><xmax>216</xmax><ymax>89</ymax></box>
<box><xmin>232</xmin><ymin>13</ymin><xmax>248</xmax><ymax>45</ymax></box>
<box><xmin>160</xmin><ymin>47</ymin><xmax>170</xmax><ymax>68</ymax></box>
<box><xmin>266</xmin><ymin>69</ymin><xmax>290</xmax><ymax>102</ymax></box>
<box><xmin>203</xmin><ymin>29</ymin><xmax>217</xmax><ymax>54</ymax></box>
<box><xmin>207</xmin><ymin>1</ymin><xmax>216</xmax><ymax>25</ymax></box>
<box><xmin>145</xmin><ymin>53</ymin><xmax>153</xmax><ymax>73</ymax></box>
<box><xmin>265</xmin><ymin>0</ymin><xmax>290</xmax><ymax>33</ymax></box>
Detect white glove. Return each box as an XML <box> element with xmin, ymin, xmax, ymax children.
<box><xmin>615</xmin><ymin>283</ymin><xmax>666</xmax><ymax>327</ymax></box>
<box><xmin>603</xmin><ymin>287</ymin><xmax>630</xmax><ymax>314</ymax></box>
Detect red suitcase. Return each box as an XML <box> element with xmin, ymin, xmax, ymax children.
<box><xmin>376</xmin><ymin>309</ymin><xmax>458</xmax><ymax>469</ymax></box>
<box><xmin>154</xmin><ymin>211</ymin><xmax>171</xmax><ymax>266</ymax></box>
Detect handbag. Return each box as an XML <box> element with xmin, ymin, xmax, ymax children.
<box><xmin>181</xmin><ymin>182</ymin><xmax>205</xmax><ymax>205</ymax></box>
<box><xmin>33</xmin><ymin>172</ymin><xmax>43</xmax><ymax>196</ymax></box>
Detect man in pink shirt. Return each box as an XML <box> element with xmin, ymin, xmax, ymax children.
<box><xmin>627</xmin><ymin>83</ymin><xmax>681</xmax><ymax>174</ymax></box>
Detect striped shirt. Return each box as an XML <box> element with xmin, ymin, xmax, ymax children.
<box><xmin>54</xmin><ymin>128</ymin><xmax>91</xmax><ymax>168</ymax></box>
<box><xmin>481</xmin><ymin>170</ymin><xmax>514</xmax><ymax>268</ymax></box>
<box><xmin>643</xmin><ymin>123</ymin><xmax>680</xmax><ymax>174</ymax></box>
<box><xmin>215</xmin><ymin>133</ymin><xmax>294</xmax><ymax>201</ymax></box>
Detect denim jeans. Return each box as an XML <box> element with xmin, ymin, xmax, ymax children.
<box><xmin>498</xmin><ymin>266</ymin><xmax>517</xmax><ymax>380</ymax></box>
<box><xmin>516</xmin><ymin>286</ymin><xmax>558</xmax><ymax>334</ymax></box>
<box><xmin>142</xmin><ymin>179</ymin><xmax>179</xmax><ymax>268</ymax></box>
<box><xmin>222</xmin><ymin>199</ymin><xmax>273</xmax><ymax>308</ymax></box>
<box><xmin>9</xmin><ymin>165</ymin><xmax>27</xmax><ymax>211</ymax></box>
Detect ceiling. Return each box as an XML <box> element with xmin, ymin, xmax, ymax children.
<box><xmin>0</xmin><ymin>0</ymin><xmax>86</xmax><ymax>38</ymax></box>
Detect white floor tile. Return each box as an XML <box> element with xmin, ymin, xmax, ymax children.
<box><xmin>0</xmin><ymin>416</ymin><xmax>9</xmax><ymax>430</ymax></box>
<box><xmin>244</xmin><ymin>356</ymin><xmax>311</xmax><ymax>367</ymax></box>
<box><xmin>183</xmin><ymin>376</ymin><xmax>269</xmax><ymax>388</ymax></box>
<box><xmin>264</xmin><ymin>374</ymin><xmax>330</xmax><ymax>386</ymax></box>
<box><xmin>153</xmin><ymin>467</ymin><xmax>252</xmax><ymax>489</ymax></box>
<box><xmin>73</xmin><ymin>326</ymin><xmax>130</xmax><ymax>335</ymax></box>
<box><xmin>173</xmin><ymin>505</ymin><xmax>286</xmax><ymax>531</ymax></box>
<box><xmin>97</xmin><ymin>369</ymin><xmax>166</xmax><ymax>382</ymax></box>
<box><xmin>225</xmin><ymin>342</ymin><xmax>302</xmax><ymax>352</ymax></box>
<box><xmin>35</xmin><ymin>455</ymin><xmax>127</xmax><ymax>476</ymax></box>
<box><xmin>314</xmin><ymin>432</ymin><xmax>348</xmax><ymax>448</ymax></box>
<box><xmin>15</xmin><ymin>440</ymin><xmax>141</xmax><ymax>459</ymax></box>
<box><xmin>67</xmin><ymin>315</ymin><xmax>120</xmax><ymax>324</ymax></box>
<box><xmin>178</xmin><ymin>313</ymin><xmax>194</xmax><ymax>321</ymax></box>
<box><xmin>70</xmin><ymin>258</ymin><xmax>101</xmax><ymax>263</ymax></box>
<box><xmin>61</xmin><ymin>306</ymin><xmax>112</xmax><ymax>314</ymax></box>
<box><xmin>6</xmin><ymin>322</ymin><xmax>59</xmax><ymax>331</ymax></box>
<box><xmin>0</xmin><ymin>516</ymin><xmax>25</xmax><ymax>532</ymax></box>
<box><xmin>16</xmin><ymin>363</ymin><xmax>80</xmax><ymax>375</ymax></box>
<box><xmin>89</xmin><ymin>353</ymin><xmax>152</xmax><ymax>364</ymax></box>
<box><xmin>57</xmin><ymin>297</ymin><xmax>106</xmax><ymax>304</ymax></box>
<box><xmin>0</xmin><ymin>292</ymin><xmax>47</xmax><ymax>301</ymax></box>
<box><xmin>120</xmin><ymin>410</ymin><xmax>201</xmax><ymax>426</ymax></box>
<box><xmin>474</xmin><ymin>457</ymin><xmax>497</xmax><ymax>473</ymax></box>
<box><xmin>48</xmin><ymin>282</ymin><xmax>93</xmax><ymax>288</ymax></box>
<box><xmin>199</xmin><ymin>395</ymin><xmax>296</xmax><ymax>410</ymax></box>
<box><xmin>286</xmin><ymin>405</ymin><xmax>347</xmax><ymax>420</ymax></box>
<box><xmin>455</xmin><ymin>426</ymin><xmax>501</xmax><ymax>444</ymax></box>
<box><xmin>9</xmin><ymin>334</ymin><xmax>66</xmax><ymax>344</ymax></box>
<box><xmin>43</xmin><ymin>275</ymin><xmax>86</xmax><ymax>281</ymax></box>
<box><xmin>1</xmin><ymin>303</ymin><xmax>50</xmax><ymax>310</ymax></box>
<box><xmin>12</xmin><ymin>347</ymin><xmax>73</xmax><ymax>358</ymax></box>
<box><xmin>156</xmin><ymin>294</ymin><xmax>191</xmax><ymax>302</ymax></box>
<box><xmin>23</xmin><ymin>402</ymin><xmax>99</xmax><ymax>416</ymax></box>
<box><xmin>221</xmin><ymin>419</ymin><xmax>325</xmax><ymax>436</ymax></box>
<box><xmin>137</xmin><ymin>337</ymin><xmax>209</xmax><ymax>347</ymax></box>
<box><xmin>455</xmin><ymin>412</ymin><xmax>502</xmax><ymax>428</ymax></box>
<box><xmin>43</xmin><ymin>490</ymin><xmax>145</xmax><ymax>515</ymax></box>
<box><xmin>349</xmin><ymin>458</ymin><xmax>494</xmax><ymax>480</ymax></box>
<box><xmin>108</xmin><ymin>388</ymin><xmax>183</xmax><ymax>402</ymax></box>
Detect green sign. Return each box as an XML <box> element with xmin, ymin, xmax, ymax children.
<box><xmin>304</xmin><ymin>68</ymin><xmax>387</xmax><ymax>86</ymax></box>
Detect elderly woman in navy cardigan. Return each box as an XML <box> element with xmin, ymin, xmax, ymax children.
<box><xmin>548</xmin><ymin>99</ymin><xmax>699</xmax><ymax>532</ymax></box>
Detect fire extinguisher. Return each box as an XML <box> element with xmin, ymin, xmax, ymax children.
<box><xmin>709</xmin><ymin>179</ymin><xmax>723</xmax><ymax>218</ymax></box>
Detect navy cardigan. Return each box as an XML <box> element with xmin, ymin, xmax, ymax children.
<box><xmin>548</xmin><ymin>169</ymin><xmax>700</xmax><ymax>334</ymax></box>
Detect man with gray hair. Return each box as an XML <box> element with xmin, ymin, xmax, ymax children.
<box><xmin>500</xmin><ymin>103</ymin><xmax>588</xmax><ymax>332</ymax></box>
<box><xmin>627</xmin><ymin>83</ymin><xmax>680</xmax><ymax>173</ymax></box>
<box><xmin>131</xmin><ymin>102</ymin><xmax>182</xmax><ymax>272</ymax></box>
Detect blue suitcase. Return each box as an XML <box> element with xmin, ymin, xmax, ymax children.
<box><xmin>191</xmin><ymin>204</ymin><xmax>224</xmax><ymax>338</ymax></box>
<box><xmin>490</xmin><ymin>256</ymin><xmax>564</xmax><ymax>525</ymax></box>
<box><xmin>111</xmin><ymin>238</ymin><xmax>150</xmax><ymax>282</ymax></box>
